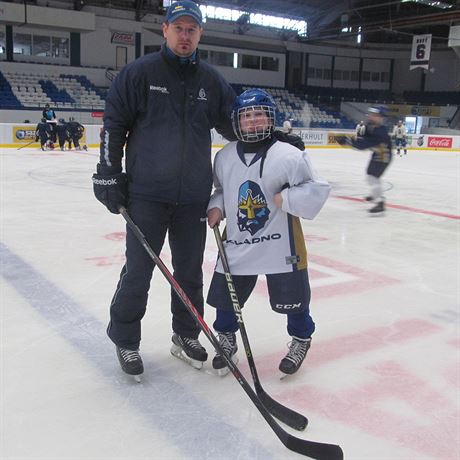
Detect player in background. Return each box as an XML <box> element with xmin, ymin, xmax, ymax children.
<box><xmin>42</xmin><ymin>103</ymin><xmax>57</xmax><ymax>144</ymax></box>
<box><xmin>392</xmin><ymin>120</ymin><xmax>407</xmax><ymax>155</ymax></box>
<box><xmin>282</xmin><ymin>119</ymin><xmax>293</xmax><ymax>134</ymax></box>
<box><xmin>206</xmin><ymin>89</ymin><xmax>330</xmax><ymax>377</ymax></box>
<box><xmin>55</xmin><ymin>118</ymin><xmax>69</xmax><ymax>151</ymax></box>
<box><xmin>355</xmin><ymin>120</ymin><xmax>366</xmax><ymax>139</ymax></box>
<box><xmin>337</xmin><ymin>105</ymin><xmax>393</xmax><ymax>214</ymax></box>
<box><xmin>35</xmin><ymin>117</ymin><xmax>52</xmax><ymax>151</ymax></box>
<box><xmin>67</xmin><ymin>117</ymin><xmax>85</xmax><ymax>150</ymax></box>
<box><xmin>92</xmin><ymin>0</ymin><xmax>236</xmax><ymax>380</ymax></box>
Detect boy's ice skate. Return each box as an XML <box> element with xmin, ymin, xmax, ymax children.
<box><xmin>170</xmin><ymin>333</ymin><xmax>208</xmax><ymax>369</ymax></box>
<box><xmin>369</xmin><ymin>201</ymin><xmax>385</xmax><ymax>214</ymax></box>
<box><xmin>279</xmin><ymin>336</ymin><xmax>311</xmax><ymax>378</ymax></box>
<box><xmin>212</xmin><ymin>331</ymin><xmax>238</xmax><ymax>377</ymax></box>
<box><xmin>116</xmin><ymin>346</ymin><xmax>144</xmax><ymax>382</ymax></box>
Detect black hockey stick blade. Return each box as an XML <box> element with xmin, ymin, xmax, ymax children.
<box><xmin>213</xmin><ymin>225</ymin><xmax>308</xmax><ymax>431</ymax></box>
<box><xmin>283</xmin><ymin>432</ymin><xmax>344</xmax><ymax>460</ymax></box>
<box><xmin>119</xmin><ymin>207</ymin><xmax>343</xmax><ymax>460</ymax></box>
<box><xmin>257</xmin><ymin>388</ymin><xmax>308</xmax><ymax>431</ymax></box>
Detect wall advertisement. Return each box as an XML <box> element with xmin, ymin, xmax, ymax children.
<box><xmin>1</xmin><ymin>124</ymin><xmax>459</xmax><ymax>151</ymax></box>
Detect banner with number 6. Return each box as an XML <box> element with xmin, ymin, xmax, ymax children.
<box><xmin>410</xmin><ymin>34</ymin><xmax>432</xmax><ymax>70</ymax></box>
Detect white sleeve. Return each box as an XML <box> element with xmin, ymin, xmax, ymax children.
<box><xmin>280</xmin><ymin>152</ymin><xmax>331</xmax><ymax>220</ymax></box>
<box><xmin>207</xmin><ymin>152</ymin><xmax>225</xmax><ymax>215</ymax></box>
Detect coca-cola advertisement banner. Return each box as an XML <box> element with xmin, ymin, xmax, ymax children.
<box><xmin>111</xmin><ymin>31</ymin><xmax>135</xmax><ymax>45</ymax></box>
<box><xmin>427</xmin><ymin>137</ymin><xmax>453</xmax><ymax>149</ymax></box>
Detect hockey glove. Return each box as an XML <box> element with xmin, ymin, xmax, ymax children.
<box><xmin>335</xmin><ymin>135</ymin><xmax>351</xmax><ymax>146</ymax></box>
<box><xmin>92</xmin><ymin>172</ymin><xmax>127</xmax><ymax>214</ymax></box>
<box><xmin>273</xmin><ymin>130</ymin><xmax>305</xmax><ymax>151</ymax></box>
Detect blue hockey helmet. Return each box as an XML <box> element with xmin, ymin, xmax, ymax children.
<box><xmin>232</xmin><ymin>88</ymin><xmax>276</xmax><ymax>143</ymax></box>
<box><xmin>368</xmin><ymin>105</ymin><xmax>388</xmax><ymax>117</ymax></box>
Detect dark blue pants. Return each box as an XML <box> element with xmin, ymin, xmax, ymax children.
<box><xmin>107</xmin><ymin>199</ymin><xmax>208</xmax><ymax>349</ymax></box>
<box><xmin>207</xmin><ymin>270</ymin><xmax>315</xmax><ymax>339</ymax></box>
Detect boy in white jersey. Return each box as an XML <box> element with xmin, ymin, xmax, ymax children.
<box><xmin>392</xmin><ymin>120</ymin><xmax>407</xmax><ymax>155</ymax></box>
<box><xmin>206</xmin><ymin>88</ymin><xmax>330</xmax><ymax>376</ymax></box>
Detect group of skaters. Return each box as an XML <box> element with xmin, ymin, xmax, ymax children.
<box><xmin>35</xmin><ymin>103</ymin><xmax>86</xmax><ymax>151</ymax></box>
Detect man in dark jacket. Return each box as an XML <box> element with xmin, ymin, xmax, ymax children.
<box><xmin>336</xmin><ymin>105</ymin><xmax>393</xmax><ymax>213</ymax></box>
<box><xmin>92</xmin><ymin>0</ymin><xmax>236</xmax><ymax>380</ymax></box>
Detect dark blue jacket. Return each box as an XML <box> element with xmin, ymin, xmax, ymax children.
<box><xmin>35</xmin><ymin>121</ymin><xmax>51</xmax><ymax>140</ymax></box>
<box><xmin>99</xmin><ymin>44</ymin><xmax>236</xmax><ymax>204</ymax></box>
<box><xmin>351</xmin><ymin>123</ymin><xmax>392</xmax><ymax>164</ymax></box>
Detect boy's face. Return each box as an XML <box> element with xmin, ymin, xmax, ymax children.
<box><xmin>163</xmin><ymin>16</ymin><xmax>202</xmax><ymax>57</ymax></box>
<box><xmin>239</xmin><ymin>106</ymin><xmax>270</xmax><ymax>134</ymax></box>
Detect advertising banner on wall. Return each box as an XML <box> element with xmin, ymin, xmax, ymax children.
<box><xmin>12</xmin><ymin>125</ymin><xmax>37</xmax><ymax>143</ymax></box>
<box><xmin>387</xmin><ymin>104</ymin><xmax>441</xmax><ymax>118</ymax></box>
<box><xmin>297</xmin><ymin>130</ymin><xmax>326</xmax><ymax>145</ymax></box>
<box><xmin>10</xmin><ymin>125</ymin><xmax>87</xmax><ymax>147</ymax></box>
<box><xmin>111</xmin><ymin>31</ymin><xmax>135</xmax><ymax>45</ymax></box>
<box><xmin>2</xmin><ymin>124</ymin><xmax>459</xmax><ymax>151</ymax></box>
<box><xmin>327</xmin><ymin>132</ymin><xmax>353</xmax><ymax>145</ymax></box>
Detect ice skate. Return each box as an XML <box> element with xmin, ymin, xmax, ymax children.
<box><xmin>170</xmin><ymin>333</ymin><xmax>208</xmax><ymax>369</ymax></box>
<box><xmin>212</xmin><ymin>331</ymin><xmax>238</xmax><ymax>377</ymax></box>
<box><xmin>369</xmin><ymin>201</ymin><xmax>385</xmax><ymax>214</ymax></box>
<box><xmin>279</xmin><ymin>336</ymin><xmax>311</xmax><ymax>378</ymax></box>
<box><xmin>116</xmin><ymin>346</ymin><xmax>144</xmax><ymax>382</ymax></box>
<box><xmin>364</xmin><ymin>196</ymin><xmax>374</xmax><ymax>202</ymax></box>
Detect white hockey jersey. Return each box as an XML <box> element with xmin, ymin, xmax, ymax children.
<box><xmin>392</xmin><ymin>124</ymin><xmax>407</xmax><ymax>139</ymax></box>
<box><xmin>356</xmin><ymin>123</ymin><xmax>366</xmax><ymax>137</ymax></box>
<box><xmin>208</xmin><ymin>140</ymin><xmax>330</xmax><ymax>275</ymax></box>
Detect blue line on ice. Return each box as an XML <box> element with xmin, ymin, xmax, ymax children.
<box><xmin>0</xmin><ymin>242</ymin><xmax>275</xmax><ymax>460</ymax></box>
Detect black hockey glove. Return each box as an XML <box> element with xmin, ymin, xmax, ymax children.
<box><xmin>273</xmin><ymin>130</ymin><xmax>305</xmax><ymax>151</ymax></box>
<box><xmin>335</xmin><ymin>135</ymin><xmax>352</xmax><ymax>146</ymax></box>
<box><xmin>92</xmin><ymin>172</ymin><xmax>127</xmax><ymax>214</ymax></box>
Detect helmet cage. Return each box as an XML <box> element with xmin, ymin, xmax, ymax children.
<box><xmin>232</xmin><ymin>104</ymin><xmax>275</xmax><ymax>143</ymax></box>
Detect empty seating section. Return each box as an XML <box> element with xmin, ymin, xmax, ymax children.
<box><xmin>0</xmin><ymin>72</ymin><xmax>22</xmax><ymax>108</ymax></box>
<box><xmin>0</xmin><ymin>70</ymin><xmax>106</xmax><ymax>110</ymax></box>
<box><xmin>234</xmin><ymin>84</ymin><xmax>354</xmax><ymax>129</ymax></box>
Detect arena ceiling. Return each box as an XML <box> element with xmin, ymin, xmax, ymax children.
<box><xmin>64</xmin><ymin>0</ymin><xmax>460</xmax><ymax>44</ymax></box>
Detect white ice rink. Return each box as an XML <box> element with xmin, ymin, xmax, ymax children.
<box><xmin>1</xmin><ymin>146</ymin><xmax>459</xmax><ymax>460</ymax></box>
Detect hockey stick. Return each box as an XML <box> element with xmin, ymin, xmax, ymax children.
<box><xmin>17</xmin><ymin>139</ymin><xmax>37</xmax><ymax>150</ymax></box>
<box><xmin>119</xmin><ymin>206</ymin><xmax>343</xmax><ymax>460</ymax></box>
<box><xmin>213</xmin><ymin>225</ymin><xmax>308</xmax><ymax>431</ymax></box>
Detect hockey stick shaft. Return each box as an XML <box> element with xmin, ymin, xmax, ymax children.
<box><xmin>17</xmin><ymin>139</ymin><xmax>36</xmax><ymax>150</ymax></box>
<box><xmin>213</xmin><ymin>225</ymin><xmax>308</xmax><ymax>431</ymax></box>
<box><xmin>119</xmin><ymin>207</ymin><xmax>343</xmax><ymax>460</ymax></box>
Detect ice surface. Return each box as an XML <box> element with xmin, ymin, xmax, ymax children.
<box><xmin>1</xmin><ymin>146</ymin><xmax>459</xmax><ymax>459</ymax></box>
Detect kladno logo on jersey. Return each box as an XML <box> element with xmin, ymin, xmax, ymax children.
<box><xmin>237</xmin><ymin>181</ymin><xmax>270</xmax><ymax>235</ymax></box>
